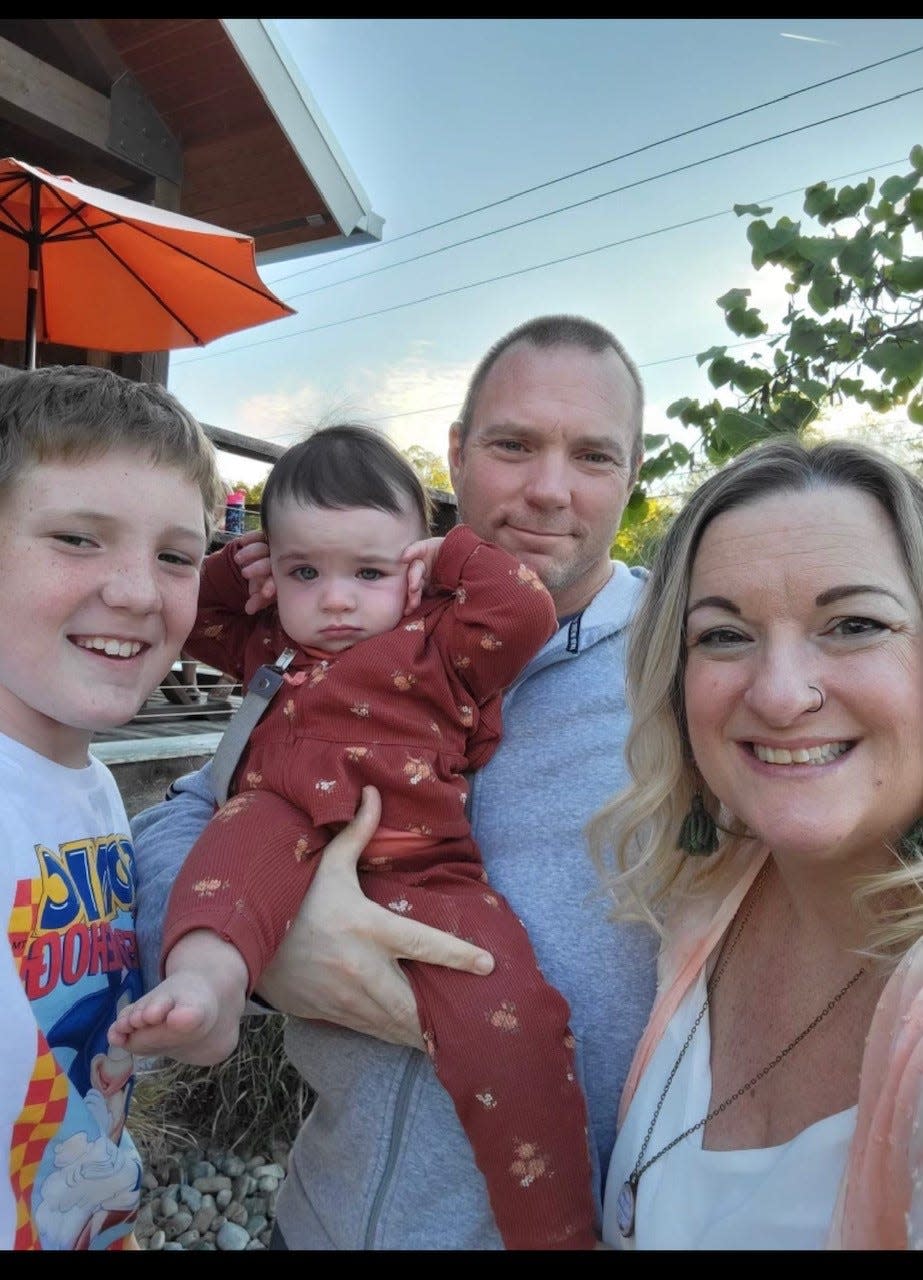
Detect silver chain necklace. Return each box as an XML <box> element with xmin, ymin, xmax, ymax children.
<box><xmin>615</xmin><ymin>862</ymin><xmax>866</xmax><ymax>1240</ymax></box>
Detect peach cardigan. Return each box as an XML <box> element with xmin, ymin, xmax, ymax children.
<box><xmin>616</xmin><ymin>845</ymin><xmax>923</xmax><ymax>1249</ymax></box>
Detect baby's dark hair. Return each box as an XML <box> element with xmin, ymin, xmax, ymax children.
<box><xmin>260</xmin><ymin>422</ymin><xmax>433</xmax><ymax>537</ymax></box>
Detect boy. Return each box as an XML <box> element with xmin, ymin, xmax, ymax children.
<box><xmin>0</xmin><ymin>364</ymin><xmax>224</xmax><ymax>1250</ymax></box>
<box><xmin>110</xmin><ymin>422</ymin><xmax>601</xmax><ymax>1249</ymax></box>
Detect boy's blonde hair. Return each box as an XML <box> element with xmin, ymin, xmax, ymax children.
<box><xmin>0</xmin><ymin>365</ymin><xmax>225</xmax><ymax>536</ymax></box>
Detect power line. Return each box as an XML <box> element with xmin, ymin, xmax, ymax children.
<box><xmin>175</xmin><ymin>83</ymin><xmax>922</xmax><ymax>370</ymax></box>
<box><xmin>243</xmin><ymin>333</ymin><xmax>781</xmax><ymax>450</ymax></box>
<box><xmin>284</xmin><ymin>91</ymin><xmax>923</xmax><ymax>304</ymax></box>
<box><xmin>268</xmin><ymin>43</ymin><xmax>923</xmax><ymax>289</ymax></box>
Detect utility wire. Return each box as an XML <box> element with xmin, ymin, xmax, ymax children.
<box><xmin>268</xmin><ymin>43</ymin><xmax>923</xmax><ymax>288</ymax></box>
<box><xmin>175</xmin><ymin>83</ymin><xmax>922</xmax><ymax>370</ymax></box>
<box><xmin>253</xmin><ymin>333</ymin><xmax>780</xmax><ymax>449</ymax></box>
<box><xmin>283</xmin><ymin>91</ymin><xmax>923</xmax><ymax>303</ymax></box>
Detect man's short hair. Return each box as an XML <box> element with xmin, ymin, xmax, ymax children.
<box><xmin>260</xmin><ymin>422</ymin><xmax>433</xmax><ymax>537</ymax></box>
<box><xmin>455</xmin><ymin>314</ymin><xmax>645</xmax><ymax>475</ymax></box>
<box><xmin>0</xmin><ymin>364</ymin><xmax>225</xmax><ymax>534</ymax></box>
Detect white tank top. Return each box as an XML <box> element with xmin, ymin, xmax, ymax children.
<box><xmin>602</xmin><ymin>969</ymin><xmax>856</xmax><ymax>1250</ymax></box>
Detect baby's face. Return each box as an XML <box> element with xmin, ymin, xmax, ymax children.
<box><xmin>269</xmin><ymin>500</ymin><xmax>426</xmax><ymax>653</ymax></box>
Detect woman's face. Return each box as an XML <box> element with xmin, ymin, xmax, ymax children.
<box><xmin>683</xmin><ymin>484</ymin><xmax>923</xmax><ymax>872</ymax></box>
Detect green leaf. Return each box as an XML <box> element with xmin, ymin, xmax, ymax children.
<box><xmin>724</xmin><ymin>307</ymin><xmax>768</xmax><ymax>339</ymax></box>
<box><xmin>666</xmin><ymin>397</ymin><xmax>694</xmax><ymax>420</ymax></box>
<box><xmin>788</xmin><ymin>317</ymin><xmax>826</xmax><ymax>358</ymax></box>
<box><xmin>807</xmin><ymin>270</ymin><xmax>838</xmax><ymax>315</ymax></box>
<box><xmin>804</xmin><ymin>182</ymin><xmax>836</xmax><ymax>220</ymax></box>
<box><xmin>704</xmin><ymin>434</ymin><xmax>734</xmax><ymax>466</ymax></box>
<box><xmin>908</xmin><ymin>395</ymin><xmax>923</xmax><ymax>425</ymax></box>
<box><xmin>707</xmin><ymin>356</ymin><xmax>737</xmax><ymax>389</ymax></box>
<box><xmin>747</xmin><ymin>217</ymin><xmax>799</xmax><ymax>268</ymax></box>
<box><xmin>908</xmin><ymin>190</ymin><xmax>923</xmax><ymax>232</ymax></box>
<box><xmin>666</xmin><ymin>397</ymin><xmax>717</xmax><ymax>429</ymax></box>
<box><xmin>835</xmin><ymin>377</ymin><xmax>864</xmax><ymax>399</ymax></box>
<box><xmin>769</xmin><ymin>393</ymin><xmax>817</xmax><ymax>434</ymax></box>
<box><xmin>871</xmin><ymin>231</ymin><xmax>903</xmax><ymax>263</ymax></box>
<box><xmin>794</xmin><ymin>235</ymin><xmax>844</xmax><ymax>267</ymax></box>
<box><xmin>622</xmin><ymin>488</ymin><xmax>650</xmax><ymax>522</ymax></box>
<box><xmin>729</xmin><ymin>363</ymin><xmax>769</xmax><ymax>395</ymax></box>
<box><xmin>714</xmin><ymin>408</ymin><xmax>773</xmax><ymax>453</ymax></box>
<box><xmin>716</xmin><ymin>288</ymin><xmax>751</xmax><ymax>312</ymax></box>
<box><xmin>864</xmin><ymin>337</ymin><xmax>923</xmax><ymax>385</ymax></box>
<box><xmin>697</xmin><ymin>345</ymin><xmax>727</xmax><ymax>367</ymax></box>
<box><xmin>734</xmin><ymin>202</ymin><xmax>773</xmax><ymax>217</ymax></box>
<box><xmin>838</xmin><ymin>231</ymin><xmax>875</xmax><ymax>282</ymax></box>
<box><xmin>880</xmin><ymin>173</ymin><xmax>920</xmax><ymax>204</ymax></box>
<box><xmin>797</xmin><ymin>378</ymin><xmax>829</xmax><ymax>402</ymax></box>
<box><xmin>865</xmin><ymin>199</ymin><xmax>896</xmax><ymax>226</ymax></box>
<box><xmin>643</xmin><ymin>433</ymin><xmax>668</xmax><ymax>450</ymax></box>
<box><xmin>884</xmin><ymin>257</ymin><xmax>923</xmax><ymax>292</ymax></box>
<box><xmin>639</xmin><ymin>451</ymin><xmax>675</xmax><ymax>481</ymax></box>
<box><xmin>669</xmin><ymin>442</ymin><xmax>691</xmax><ymax>466</ymax></box>
<box><xmin>911</xmin><ymin>145</ymin><xmax>923</xmax><ymax>174</ymax></box>
<box><xmin>832</xmin><ymin>331</ymin><xmax>863</xmax><ymax>362</ymax></box>
<box><xmin>834</xmin><ymin>179</ymin><xmax>875</xmax><ymax>220</ymax></box>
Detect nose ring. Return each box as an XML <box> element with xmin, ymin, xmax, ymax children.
<box><xmin>807</xmin><ymin>684</ymin><xmax>825</xmax><ymax>713</ymax></box>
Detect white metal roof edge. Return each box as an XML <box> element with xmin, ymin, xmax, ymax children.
<box><xmin>219</xmin><ymin>18</ymin><xmax>384</xmax><ymax>244</ymax></box>
<box><xmin>255</xmin><ymin>221</ymin><xmax>384</xmax><ymax>268</ymax></box>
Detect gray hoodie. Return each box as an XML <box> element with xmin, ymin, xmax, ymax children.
<box><xmin>132</xmin><ymin>559</ymin><xmax>658</xmax><ymax>1250</ymax></box>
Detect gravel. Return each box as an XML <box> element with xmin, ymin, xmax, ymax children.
<box><xmin>136</xmin><ymin>1146</ymin><xmax>289</xmax><ymax>1251</ymax></box>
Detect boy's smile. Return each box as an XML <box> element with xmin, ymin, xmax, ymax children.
<box><xmin>0</xmin><ymin>449</ymin><xmax>208</xmax><ymax>766</ymax></box>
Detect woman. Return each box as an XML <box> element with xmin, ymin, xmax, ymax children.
<box><xmin>589</xmin><ymin>436</ymin><xmax>923</xmax><ymax>1250</ymax></box>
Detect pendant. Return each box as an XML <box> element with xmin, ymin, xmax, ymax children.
<box><xmin>615</xmin><ymin>1178</ymin><xmax>636</xmax><ymax>1239</ymax></box>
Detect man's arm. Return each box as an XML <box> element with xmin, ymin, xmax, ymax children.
<box><xmin>132</xmin><ymin>779</ymin><xmax>495</xmax><ymax>1048</ymax></box>
<box><xmin>131</xmin><ymin>761</ymin><xmax>219</xmax><ymax>989</ymax></box>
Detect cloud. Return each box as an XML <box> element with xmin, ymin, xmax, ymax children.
<box><xmin>365</xmin><ymin>349</ymin><xmax>471</xmax><ymax>458</ymax></box>
<box><xmin>219</xmin><ymin>347</ymin><xmax>472</xmax><ymax>482</ymax></box>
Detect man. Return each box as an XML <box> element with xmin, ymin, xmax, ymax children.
<box><xmin>132</xmin><ymin>314</ymin><xmax>659</xmax><ymax>1249</ymax></box>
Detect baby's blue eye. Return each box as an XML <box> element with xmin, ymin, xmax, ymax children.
<box><xmin>54</xmin><ymin>533</ymin><xmax>96</xmax><ymax>549</ymax></box>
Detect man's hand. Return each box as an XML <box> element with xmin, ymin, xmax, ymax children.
<box><xmin>256</xmin><ymin>786</ymin><xmax>495</xmax><ymax>1047</ymax></box>
<box><xmin>400</xmin><ymin>536</ymin><xmax>444</xmax><ymax>616</ymax></box>
<box><xmin>233</xmin><ymin>528</ymin><xmax>276</xmax><ymax>615</ymax></box>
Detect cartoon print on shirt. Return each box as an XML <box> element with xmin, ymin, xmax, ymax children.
<box><xmin>8</xmin><ymin>830</ymin><xmax>143</xmax><ymax>1250</ymax></box>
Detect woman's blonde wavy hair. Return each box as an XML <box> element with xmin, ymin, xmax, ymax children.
<box><xmin>586</xmin><ymin>434</ymin><xmax>923</xmax><ymax>959</ymax></box>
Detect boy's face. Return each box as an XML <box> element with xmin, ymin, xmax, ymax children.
<box><xmin>0</xmin><ymin>448</ymin><xmax>208</xmax><ymax>766</ymax></box>
<box><xmin>270</xmin><ymin>499</ymin><xmax>426</xmax><ymax>654</ymax></box>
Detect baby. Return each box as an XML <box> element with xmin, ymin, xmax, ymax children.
<box><xmin>111</xmin><ymin>422</ymin><xmax>599</xmax><ymax>1249</ymax></box>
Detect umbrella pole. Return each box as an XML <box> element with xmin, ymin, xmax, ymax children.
<box><xmin>24</xmin><ymin>177</ymin><xmax>40</xmax><ymax>369</ymax></box>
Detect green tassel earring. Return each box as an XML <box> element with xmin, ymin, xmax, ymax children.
<box><xmin>899</xmin><ymin>818</ymin><xmax>923</xmax><ymax>861</ymax></box>
<box><xmin>678</xmin><ymin>792</ymin><xmax>719</xmax><ymax>857</ymax></box>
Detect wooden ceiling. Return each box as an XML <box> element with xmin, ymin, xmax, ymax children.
<box><xmin>0</xmin><ymin>19</ymin><xmax>379</xmax><ymax>258</ymax></box>
<box><xmin>0</xmin><ymin>18</ymin><xmax>380</xmax><ymax>375</ymax></box>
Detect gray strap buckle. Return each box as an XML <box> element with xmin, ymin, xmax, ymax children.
<box><xmin>210</xmin><ymin>647</ymin><xmax>297</xmax><ymax>806</ymax></box>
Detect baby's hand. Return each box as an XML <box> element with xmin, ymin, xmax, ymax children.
<box><xmin>233</xmin><ymin>528</ymin><xmax>276</xmax><ymax>615</ymax></box>
<box><xmin>400</xmin><ymin>537</ymin><xmax>444</xmax><ymax>615</ymax></box>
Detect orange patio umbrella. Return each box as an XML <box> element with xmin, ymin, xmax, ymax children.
<box><xmin>0</xmin><ymin>156</ymin><xmax>296</xmax><ymax>369</ymax></box>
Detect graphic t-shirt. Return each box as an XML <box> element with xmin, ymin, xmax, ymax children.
<box><xmin>1</xmin><ymin>733</ymin><xmax>143</xmax><ymax>1250</ymax></box>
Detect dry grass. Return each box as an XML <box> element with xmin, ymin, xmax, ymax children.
<box><xmin>129</xmin><ymin>1015</ymin><xmax>314</xmax><ymax>1165</ymax></box>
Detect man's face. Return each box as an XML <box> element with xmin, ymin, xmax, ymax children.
<box><xmin>448</xmin><ymin>340</ymin><xmax>640</xmax><ymax>616</ymax></box>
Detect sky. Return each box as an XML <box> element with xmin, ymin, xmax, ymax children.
<box><xmin>164</xmin><ymin>19</ymin><xmax>923</xmax><ymax>490</ymax></box>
